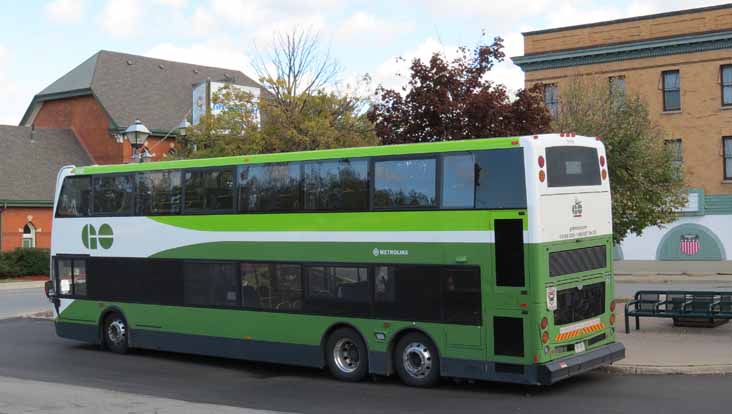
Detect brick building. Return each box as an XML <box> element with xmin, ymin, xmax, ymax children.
<box><xmin>0</xmin><ymin>50</ymin><xmax>263</xmax><ymax>252</ymax></box>
<box><xmin>513</xmin><ymin>4</ymin><xmax>732</xmax><ymax>261</ymax></box>
<box><xmin>21</xmin><ymin>50</ymin><xmax>263</xmax><ymax>164</ymax></box>
<box><xmin>0</xmin><ymin>126</ymin><xmax>90</xmax><ymax>251</ymax></box>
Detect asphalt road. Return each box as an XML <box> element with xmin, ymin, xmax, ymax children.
<box><xmin>1</xmin><ymin>318</ymin><xmax>731</xmax><ymax>413</ymax></box>
<box><xmin>0</xmin><ymin>287</ymin><xmax>50</xmax><ymax>320</ymax></box>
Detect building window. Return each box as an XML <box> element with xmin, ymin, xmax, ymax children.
<box><xmin>662</xmin><ymin>70</ymin><xmax>681</xmax><ymax>112</ymax></box>
<box><xmin>665</xmin><ymin>139</ymin><xmax>683</xmax><ymax>175</ymax></box>
<box><xmin>22</xmin><ymin>223</ymin><xmax>36</xmax><ymax>248</ymax></box>
<box><xmin>543</xmin><ymin>84</ymin><xmax>559</xmax><ymax>117</ymax></box>
<box><xmin>722</xmin><ymin>65</ymin><xmax>732</xmax><ymax>107</ymax></box>
<box><xmin>609</xmin><ymin>76</ymin><xmax>625</xmax><ymax>96</ymax></box>
<box><xmin>724</xmin><ymin>137</ymin><xmax>732</xmax><ymax>181</ymax></box>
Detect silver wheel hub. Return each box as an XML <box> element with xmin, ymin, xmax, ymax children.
<box><xmin>333</xmin><ymin>338</ymin><xmax>360</xmax><ymax>373</ymax></box>
<box><xmin>107</xmin><ymin>320</ymin><xmax>126</xmax><ymax>345</ymax></box>
<box><xmin>402</xmin><ymin>342</ymin><xmax>432</xmax><ymax>378</ymax></box>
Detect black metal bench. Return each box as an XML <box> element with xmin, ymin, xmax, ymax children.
<box><xmin>624</xmin><ymin>290</ymin><xmax>732</xmax><ymax>333</ymax></box>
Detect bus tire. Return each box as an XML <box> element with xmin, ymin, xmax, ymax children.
<box><xmin>325</xmin><ymin>328</ymin><xmax>369</xmax><ymax>382</ymax></box>
<box><xmin>394</xmin><ymin>332</ymin><xmax>440</xmax><ymax>387</ymax></box>
<box><xmin>103</xmin><ymin>312</ymin><xmax>129</xmax><ymax>354</ymax></box>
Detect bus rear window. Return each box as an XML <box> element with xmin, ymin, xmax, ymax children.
<box><xmin>546</xmin><ymin>146</ymin><xmax>601</xmax><ymax>187</ymax></box>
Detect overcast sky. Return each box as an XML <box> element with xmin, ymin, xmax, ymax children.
<box><xmin>0</xmin><ymin>0</ymin><xmax>727</xmax><ymax>125</ymax></box>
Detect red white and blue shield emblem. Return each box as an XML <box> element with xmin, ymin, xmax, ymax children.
<box><xmin>680</xmin><ymin>234</ymin><xmax>700</xmax><ymax>256</ymax></box>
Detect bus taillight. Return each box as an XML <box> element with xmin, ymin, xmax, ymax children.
<box><xmin>600</xmin><ymin>155</ymin><xmax>606</xmax><ymax>167</ymax></box>
<box><xmin>542</xmin><ymin>331</ymin><xmax>549</xmax><ymax>344</ymax></box>
<box><xmin>610</xmin><ymin>300</ymin><xmax>616</xmax><ymax>312</ymax></box>
<box><xmin>541</xmin><ymin>317</ymin><xmax>548</xmax><ymax>330</ymax></box>
<box><xmin>601</xmin><ymin>169</ymin><xmax>607</xmax><ymax>180</ymax></box>
<box><xmin>539</xmin><ymin>170</ymin><xmax>546</xmax><ymax>183</ymax></box>
<box><xmin>610</xmin><ymin>314</ymin><xmax>616</xmax><ymax>326</ymax></box>
<box><xmin>538</xmin><ymin>155</ymin><xmax>545</xmax><ymax>168</ymax></box>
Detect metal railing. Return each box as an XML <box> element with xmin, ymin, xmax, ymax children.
<box><xmin>624</xmin><ymin>290</ymin><xmax>732</xmax><ymax>333</ymax></box>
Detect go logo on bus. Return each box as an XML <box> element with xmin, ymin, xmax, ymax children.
<box><xmin>81</xmin><ymin>224</ymin><xmax>114</xmax><ymax>250</ymax></box>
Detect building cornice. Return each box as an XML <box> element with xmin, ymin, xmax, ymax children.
<box><xmin>512</xmin><ymin>30</ymin><xmax>732</xmax><ymax>72</ymax></box>
<box><xmin>522</xmin><ymin>3</ymin><xmax>732</xmax><ymax>36</ymax></box>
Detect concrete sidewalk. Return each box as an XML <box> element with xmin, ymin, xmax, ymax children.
<box><xmin>608</xmin><ymin>308</ymin><xmax>732</xmax><ymax>375</ymax></box>
<box><xmin>0</xmin><ymin>280</ymin><xmax>45</xmax><ymax>290</ymax></box>
<box><xmin>615</xmin><ymin>260</ymin><xmax>732</xmax><ymax>276</ymax></box>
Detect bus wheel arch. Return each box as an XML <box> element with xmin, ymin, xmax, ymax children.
<box><xmin>322</xmin><ymin>323</ymin><xmax>370</xmax><ymax>382</ymax></box>
<box><xmin>98</xmin><ymin>307</ymin><xmax>130</xmax><ymax>353</ymax></box>
<box><xmin>385</xmin><ymin>328</ymin><xmax>441</xmax><ymax>378</ymax></box>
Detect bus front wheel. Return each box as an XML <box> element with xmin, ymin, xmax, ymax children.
<box><xmin>394</xmin><ymin>332</ymin><xmax>440</xmax><ymax>387</ymax></box>
<box><xmin>103</xmin><ymin>312</ymin><xmax>129</xmax><ymax>354</ymax></box>
<box><xmin>325</xmin><ymin>328</ymin><xmax>369</xmax><ymax>382</ymax></box>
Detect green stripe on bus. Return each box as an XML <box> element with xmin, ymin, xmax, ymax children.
<box><xmin>150</xmin><ymin>241</ymin><xmax>491</xmax><ymax>263</ymax></box>
<box><xmin>150</xmin><ymin>210</ymin><xmax>528</xmax><ymax>232</ymax></box>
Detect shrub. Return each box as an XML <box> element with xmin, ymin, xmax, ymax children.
<box><xmin>0</xmin><ymin>248</ymin><xmax>50</xmax><ymax>277</ymax></box>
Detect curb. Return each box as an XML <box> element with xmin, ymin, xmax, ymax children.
<box><xmin>19</xmin><ymin>310</ymin><xmax>53</xmax><ymax>320</ymax></box>
<box><xmin>604</xmin><ymin>364</ymin><xmax>732</xmax><ymax>375</ymax></box>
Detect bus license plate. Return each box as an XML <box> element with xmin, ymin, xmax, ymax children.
<box><xmin>575</xmin><ymin>342</ymin><xmax>586</xmax><ymax>353</ymax></box>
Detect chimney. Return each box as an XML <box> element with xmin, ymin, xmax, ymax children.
<box><xmin>30</xmin><ymin>125</ymin><xmax>36</xmax><ymax>143</ymax></box>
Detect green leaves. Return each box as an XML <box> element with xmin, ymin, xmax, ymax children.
<box><xmin>368</xmin><ymin>38</ymin><xmax>551</xmax><ymax>144</ymax></box>
<box><xmin>553</xmin><ymin>77</ymin><xmax>686</xmax><ymax>243</ymax></box>
<box><xmin>178</xmin><ymin>84</ymin><xmax>378</xmax><ymax>159</ymax></box>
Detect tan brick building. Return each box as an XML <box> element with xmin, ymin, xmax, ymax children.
<box><xmin>513</xmin><ymin>4</ymin><xmax>732</xmax><ymax>261</ymax></box>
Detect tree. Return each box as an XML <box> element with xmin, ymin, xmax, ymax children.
<box><xmin>178</xmin><ymin>28</ymin><xmax>377</xmax><ymax>158</ymax></box>
<box><xmin>252</xmin><ymin>28</ymin><xmax>340</xmax><ymax>116</ymax></box>
<box><xmin>177</xmin><ymin>85</ymin><xmax>261</xmax><ymax>159</ymax></box>
<box><xmin>552</xmin><ymin>76</ymin><xmax>686</xmax><ymax>243</ymax></box>
<box><xmin>367</xmin><ymin>37</ymin><xmax>551</xmax><ymax>144</ymax></box>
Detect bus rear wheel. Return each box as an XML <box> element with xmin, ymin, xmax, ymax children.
<box><xmin>103</xmin><ymin>312</ymin><xmax>129</xmax><ymax>354</ymax></box>
<box><xmin>394</xmin><ymin>332</ymin><xmax>440</xmax><ymax>387</ymax></box>
<box><xmin>326</xmin><ymin>328</ymin><xmax>368</xmax><ymax>382</ymax></box>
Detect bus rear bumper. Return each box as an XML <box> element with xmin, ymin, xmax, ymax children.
<box><xmin>537</xmin><ymin>342</ymin><xmax>625</xmax><ymax>385</ymax></box>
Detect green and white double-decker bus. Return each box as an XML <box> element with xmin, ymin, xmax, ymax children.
<box><xmin>47</xmin><ymin>133</ymin><xmax>624</xmax><ymax>387</ymax></box>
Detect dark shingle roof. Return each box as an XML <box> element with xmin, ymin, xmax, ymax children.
<box><xmin>23</xmin><ymin>50</ymin><xmax>263</xmax><ymax>133</ymax></box>
<box><xmin>0</xmin><ymin>126</ymin><xmax>92</xmax><ymax>202</ymax></box>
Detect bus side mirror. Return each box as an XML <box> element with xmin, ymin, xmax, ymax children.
<box><xmin>44</xmin><ymin>280</ymin><xmax>55</xmax><ymax>300</ymax></box>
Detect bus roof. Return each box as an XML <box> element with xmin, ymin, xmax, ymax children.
<box><xmin>73</xmin><ymin>136</ymin><xmax>521</xmax><ymax>175</ymax></box>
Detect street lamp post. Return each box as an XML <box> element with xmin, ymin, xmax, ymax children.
<box><xmin>124</xmin><ymin>119</ymin><xmax>151</xmax><ymax>163</ymax></box>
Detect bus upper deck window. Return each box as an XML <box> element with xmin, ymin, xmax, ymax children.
<box><xmin>56</xmin><ymin>176</ymin><xmax>91</xmax><ymax>217</ymax></box>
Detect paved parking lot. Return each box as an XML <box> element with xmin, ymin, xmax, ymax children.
<box><xmin>1</xmin><ymin>318</ymin><xmax>731</xmax><ymax>413</ymax></box>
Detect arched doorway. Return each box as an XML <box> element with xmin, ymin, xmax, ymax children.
<box><xmin>22</xmin><ymin>223</ymin><xmax>36</xmax><ymax>248</ymax></box>
<box><xmin>656</xmin><ymin>223</ymin><xmax>726</xmax><ymax>261</ymax></box>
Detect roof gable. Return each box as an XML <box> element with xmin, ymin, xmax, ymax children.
<box><xmin>38</xmin><ymin>52</ymin><xmax>98</xmax><ymax>96</ymax></box>
<box><xmin>25</xmin><ymin>50</ymin><xmax>264</xmax><ymax>133</ymax></box>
